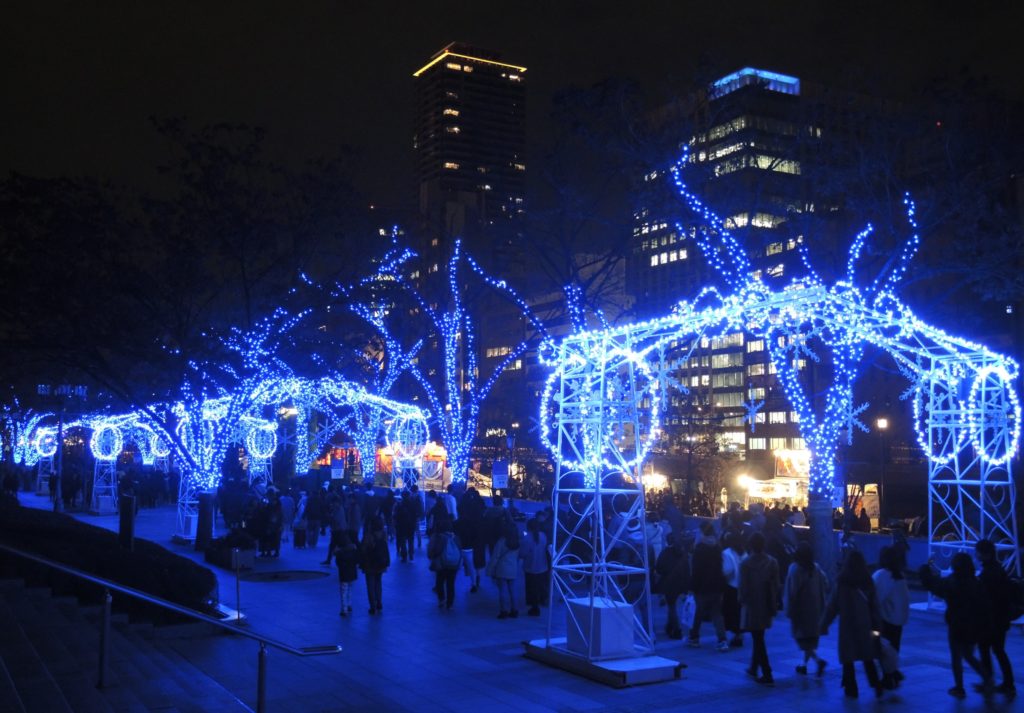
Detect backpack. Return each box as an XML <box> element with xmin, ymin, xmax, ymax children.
<box><xmin>441</xmin><ymin>534</ymin><xmax>462</xmax><ymax>569</ymax></box>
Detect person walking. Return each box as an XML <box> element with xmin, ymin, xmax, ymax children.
<box><xmin>721</xmin><ymin>532</ymin><xmax>745</xmax><ymax>647</ymax></box>
<box><xmin>920</xmin><ymin>552</ymin><xmax>993</xmax><ymax>698</ymax></box>
<box><xmin>519</xmin><ymin>518</ymin><xmax>549</xmax><ymax>616</ymax></box>
<box><xmin>975</xmin><ymin>539</ymin><xmax>1016</xmax><ymax>696</ymax></box>
<box><xmin>688</xmin><ymin>522</ymin><xmax>729</xmax><ymax>651</ymax></box>
<box><xmin>394</xmin><ymin>490</ymin><xmax>417</xmax><ymax>562</ymax></box>
<box><xmin>360</xmin><ymin>516</ymin><xmax>390</xmax><ymax>615</ymax></box>
<box><xmin>739</xmin><ymin>532</ymin><xmax>779</xmax><ymax>686</ymax></box>
<box><xmin>654</xmin><ymin>532</ymin><xmax>691</xmax><ymax>639</ymax></box>
<box><xmin>784</xmin><ymin>541</ymin><xmax>828</xmax><ymax>677</ymax></box>
<box><xmin>872</xmin><ymin>545</ymin><xmax>910</xmax><ymax>688</ymax></box>
<box><xmin>455</xmin><ymin>492</ymin><xmax>483</xmax><ymax>592</ymax></box>
<box><xmin>487</xmin><ymin>515</ymin><xmax>520</xmax><ymax>618</ymax></box>
<box><xmin>823</xmin><ymin>550</ymin><xmax>884</xmax><ymax>699</ymax></box>
<box><xmin>335</xmin><ymin>531</ymin><xmax>359</xmax><ymax>616</ymax></box>
<box><xmin>428</xmin><ymin>515</ymin><xmax>462</xmax><ymax>609</ymax></box>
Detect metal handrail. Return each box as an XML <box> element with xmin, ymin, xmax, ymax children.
<box><xmin>0</xmin><ymin>542</ymin><xmax>341</xmax><ymax>712</ymax></box>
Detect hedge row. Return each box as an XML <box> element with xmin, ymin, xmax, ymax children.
<box><xmin>0</xmin><ymin>502</ymin><xmax>218</xmax><ymax>614</ymax></box>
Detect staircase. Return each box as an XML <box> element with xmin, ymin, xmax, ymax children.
<box><xmin>0</xmin><ymin>578</ymin><xmax>253</xmax><ymax>713</ymax></box>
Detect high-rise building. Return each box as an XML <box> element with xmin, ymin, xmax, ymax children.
<box><xmin>629</xmin><ymin>67</ymin><xmax>898</xmax><ymax>488</ymax></box>
<box><xmin>413</xmin><ymin>42</ymin><xmax>527</xmax><ymax>278</ymax></box>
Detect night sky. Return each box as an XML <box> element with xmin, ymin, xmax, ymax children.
<box><xmin>4</xmin><ymin>1</ymin><xmax>1022</xmax><ymax>206</ymax></box>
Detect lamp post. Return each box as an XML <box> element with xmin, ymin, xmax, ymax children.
<box><xmin>876</xmin><ymin>417</ymin><xmax>888</xmax><ymax>525</ymax></box>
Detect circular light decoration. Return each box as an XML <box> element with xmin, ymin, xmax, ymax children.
<box><xmin>969</xmin><ymin>364</ymin><xmax>1021</xmax><ymax>466</ymax></box>
<box><xmin>539</xmin><ymin>347</ymin><xmax>661</xmax><ymax>474</ymax></box>
<box><xmin>34</xmin><ymin>427</ymin><xmax>58</xmax><ymax>459</ymax></box>
<box><xmin>151</xmin><ymin>433</ymin><xmax>170</xmax><ymax>459</ymax></box>
<box><xmin>90</xmin><ymin>422</ymin><xmax>124</xmax><ymax>462</ymax></box>
<box><xmin>245</xmin><ymin>421</ymin><xmax>278</xmax><ymax>461</ymax></box>
<box><xmin>386</xmin><ymin>414</ymin><xmax>428</xmax><ymax>461</ymax></box>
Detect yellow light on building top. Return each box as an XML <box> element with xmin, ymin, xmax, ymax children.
<box><xmin>414</xmin><ymin>51</ymin><xmax>528</xmax><ymax>78</ymax></box>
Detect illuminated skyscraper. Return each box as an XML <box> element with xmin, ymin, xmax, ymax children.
<box><xmin>413</xmin><ymin>42</ymin><xmax>527</xmax><ymax>277</ymax></box>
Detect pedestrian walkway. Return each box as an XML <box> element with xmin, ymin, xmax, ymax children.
<box><xmin>16</xmin><ymin>494</ymin><xmax>1023</xmax><ymax>712</ymax></box>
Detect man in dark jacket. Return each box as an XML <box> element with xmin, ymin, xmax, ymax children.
<box><xmin>688</xmin><ymin>521</ymin><xmax>728</xmax><ymax>650</ymax></box>
<box><xmin>976</xmin><ymin>539</ymin><xmax>1016</xmax><ymax>695</ymax></box>
<box><xmin>655</xmin><ymin>534</ymin><xmax>690</xmax><ymax>639</ymax></box>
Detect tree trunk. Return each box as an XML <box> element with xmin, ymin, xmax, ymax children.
<box><xmin>808</xmin><ymin>493</ymin><xmax>837</xmax><ymax>580</ymax></box>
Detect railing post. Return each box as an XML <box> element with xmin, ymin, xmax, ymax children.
<box><xmin>256</xmin><ymin>641</ymin><xmax>267</xmax><ymax>713</ymax></box>
<box><xmin>233</xmin><ymin>547</ymin><xmax>242</xmax><ymax>623</ymax></box>
<box><xmin>97</xmin><ymin>588</ymin><xmax>111</xmax><ymax>689</ymax></box>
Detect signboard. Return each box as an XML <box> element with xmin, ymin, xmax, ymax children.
<box><xmin>331</xmin><ymin>467</ymin><xmax>344</xmax><ymax>480</ymax></box>
<box><xmin>492</xmin><ymin>459</ymin><xmax>509</xmax><ymax>490</ymax></box>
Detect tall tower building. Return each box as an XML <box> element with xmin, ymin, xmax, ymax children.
<box><xmin>413</xmin><ymin>42</ymin><xmax>527</xmax><ymax>277</ymax></box>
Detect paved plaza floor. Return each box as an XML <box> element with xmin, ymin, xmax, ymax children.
<box><xmin>18</xmin><ymin>494</ymin><xmax>1024</xmax><ymax>712</ymax></box>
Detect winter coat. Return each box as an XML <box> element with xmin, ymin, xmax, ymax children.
<box><xmin>394</xmin><ymin>498</ymin><xmax>417</xmax><ymax>537</ymax></box>
<box><xmin>919</xmin><ymin>565</ymin><xmax>990</xmax><ymax>644</ymax></box>
<box><xmin>872</xmin><ymin>568</ymin><xmax>910</xmax><ymax>627</ymax></box>
<box><xmin>519</xmin><ymin>532</ymin><xmax>549</xmax><ymax>575</ymax></box>
<box><xmin>488</xmin><ymin>536</ymin><xmax>519</xmax><ymax>580</ymax></box>
<box><xmin>454</xmin><ymin>513</ymin><xmax>479</xmax><ymax>550</ymax></box>
<box><xmin>739</xmin><ymin>552</ymin><xmax>779</xmax><ymax>631</ymax></box>
<box><xmin>359</xmin><ymin>532</ymin><xmax>390</xmax><ymax>574</ymax></box>
<box><xmin>691</xmin><ymin>537</ymin><xmax>726</xmax><ymax>594</ymax></box>
<box><xmin>822</xmin><ymin>580</ymin><xmax>879</xmax><ymax>663</ymax></box>
<box><xmin>655</xmin><ymin>546</ymin><xmax>690</xmax><ymax>600</ymax></box>
<box><xmin>979</xmin><ymin>560</ymin><xmax>1015</xmax><ymax>632</ymax></box>
<box><xmin>336</xmin><ymin>544</ymin><xmax>359</xmax><ymax>583</ymax></box>
<box><xmin>784</xmin><ymin>562</ymin><xmax>828</xmax><ymax>641</ymax></box>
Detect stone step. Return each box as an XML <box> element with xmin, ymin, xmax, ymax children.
<box><xmin>0</xmin><ymin>656</ymin><xmax>28</xmax><ymax>713</ymax></box>
<box><xmin>0</xmin><ymin>599</ymin><xmax>74</xmax><ymax>712</ymax></box>
<box><xmin>116</xmin><ymin>627</ymin><xmax>251</xmax><ymax>712</ymax></box>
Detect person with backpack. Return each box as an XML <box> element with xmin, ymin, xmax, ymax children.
<box><xmin>688</xmin><ymin>522</ymin><xmax>728</xmax><ymax>651</ymax></box>
<box><xmin>487</xmin><ymin>515</ymin><xmax>520</xmax><ymax>618</ymax></box>
<box><xmin>428</xmin><ymin>515</ymin><xmax>462</xmax><ymax>610</ymax></box>
<box><xmin>784</xmin><ymin>541</ymin><xmax>828</xmax><ymax>677</ymax></box>
<box><xmin>872</xmin><ymin>545</ymin><xmax>909</xmax><ymax>689</ymax></box>
<box><xmin>975</xmin><ymin>539</ymin><xmax>1017</xmax><ymax>696</ymax></box>
<box><xmin>335</xmin><ymin>531</ymin><xmax>359</xmax><ymax>617</ymax></box>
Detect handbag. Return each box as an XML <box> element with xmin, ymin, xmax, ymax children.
<box><xmin>680</xmin><ymin>593</ymin><xmax>697</xmax><ymax>629</ymax></box>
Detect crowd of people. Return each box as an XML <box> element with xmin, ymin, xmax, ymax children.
<box><xmin>650</xmin><ymin>497</ymin><xmax>1018</xmax><ymax>699</ymax></box>
<box><xmin>230</xmin><ymin>481</ymin><xmax>553</xmax><ymax>619</ymax></box>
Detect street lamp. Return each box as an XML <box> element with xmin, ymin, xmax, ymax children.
<box><xmin>876</xmin><ymin>417</ymin><xmax>888</xmax><ymax>526</ymax></box>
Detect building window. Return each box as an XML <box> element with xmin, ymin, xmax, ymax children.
<box><xmin>513</xmin><ymin>162</ymin><xmax>526</xmax><ymax>171</ymax></box>
<box><xmin>790</xmin><ymin>411</ymin><xmax>800</xmax><ymax>423</ymax></box>
<box><xmin>749</xmin><ymin>387</ymin><xmax>765</xmax><ymax>400</ymax></box>
<box><xmin>770</xmin><ymin>437</ymin><xmax>788</xmax><ymax>451</ymax></box>
<box><xmin>749</xmin><ymin>438</ymin><xmax>766</xmax><ymax>450</ymax></box>
<box><xmin>650</xmin><ymin>255</ymin><xmax>658</xmax><ymax>267</ymax></box>
<box><xmin>443</xmin><ymin>108</ymin><xmax>460</xmax><ymax>117</ymax></box>
<box><xmin>444</xmin><ymin>162</ymin><xmax>459</xmax><ymax>170</ymax></box>
<box><xmin>445</xmin><ymin>126</ymin><xmax>461</xmax><ymax>134</ymax></box>
<box><xmin>767</xmin><ymin>263</ymin><xmax>784</xmax><ymax>278</ymax></box>
<box><xmin>711</xmin><ymin>332</ymin><xmax>744</xmax><ymax>350</ymax></box>
<box><xmin>508</xmin><ymin>359</ymin><xmax>523</xmax><ymax>370</ymax></box>
<box><xmin>747</xmin><ymin>363</ymin><xmax>765</xmax><ymax>377</ymax></box>
<box><xmin>431</xmin><ymin>238</ymin><xmax>439</xmax><ymax>247</ymax></box>
<box><xmin>766</xmin><ymin>242</ymin><xmax>783</xmax><ymax>256</ymax></box>
<box><xmin>769</xmin><ymin>411</ymin><xmax>787</xmax><ymax>424</ymax></box>
<box><xmin>712</xmin><ymin>372</ymin><xmax>744</xmax><ymax>388</ymax></box>
<box><xmin>711</xmin><ymin>353</ymin><xmax>743</xmax><ymax>369</ymax></box>
<box><xmin>747</xmin><ymin>339</ymin><xmax>765</xmax><ymax>353</ymax></box>
<box><xmin>715</xmin><ymin>392</ymin><xmax>744</xmax><ymax>408</ymax></box>
<box><xmin>445</xmin><ymin>62</ymin><xmax>462</xmax><ymax>71</ymax></box>
<box><xmin>485</xmin><ymin>346</ymin><xmax>513</xmax><ymax>358</ymax></box>
<box><xmin>508</xmin><ymin>74</ymin><xmax>521</xmax><ymax>82</ymax></box>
